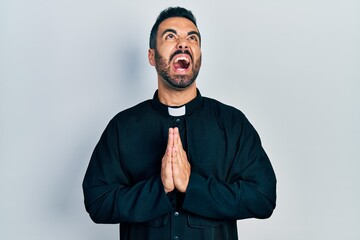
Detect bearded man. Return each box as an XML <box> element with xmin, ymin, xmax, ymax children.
<box><xmin>83</xmin><ymin>6</ymin><xmax>277</xmax><ymax>240</ymax></box>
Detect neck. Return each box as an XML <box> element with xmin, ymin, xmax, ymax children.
<box><xmin>157</xmin><ymin>81</ymin><xmax>197</xmax><ymax>106</ymax></box>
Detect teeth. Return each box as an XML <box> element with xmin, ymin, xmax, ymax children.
<box><xmin>175</xmin><ymin>56</ymin><xmax>190</xmax><ymax>63</ymax></box>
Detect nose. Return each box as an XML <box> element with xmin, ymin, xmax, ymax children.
<box><xmin>177</xmin><ymin>38</ymin><xmax>189</xmax><ymax>50</ymax></box>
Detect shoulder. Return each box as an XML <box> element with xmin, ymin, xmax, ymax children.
<box><xmin>202</xmin><ymin>96</ymin><xmax>246</xmax><ymax>120</ymax></box>
<box><xmin>201</xmin><ymin>96</ymin><xmax>257</xmax><ymax>134</ymax></box>
<box><xmin>109</xmin><ymin>99</ymin><xmax>154</xmax><ymax>125</ymax></box>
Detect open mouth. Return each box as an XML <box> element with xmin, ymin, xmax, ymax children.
<box><xmin>173</xmin><ymin>56</ymin><xmax>191</xmax><ymax>71</ymax></box>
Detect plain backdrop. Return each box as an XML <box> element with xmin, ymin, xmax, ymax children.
<box><xmin>1</xmin><ymin>0</ymin><xmax>359</xmax><ymax>239</ymax></box>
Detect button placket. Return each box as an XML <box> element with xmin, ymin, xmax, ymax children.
<box><xmin>170</xmin><ymin>210</ymin><xmax>184</xmax><ymax>240</ymax></box>
<box><xmin>171</xmin><ymin>117</ymin><xmax>184</xmax><ymax>129</ymax></box>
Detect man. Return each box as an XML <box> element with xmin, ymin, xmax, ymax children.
<box><xmin>83</xmin><ymin>6</ymin><xmax>276</xmax><ymax>240</ymax></box>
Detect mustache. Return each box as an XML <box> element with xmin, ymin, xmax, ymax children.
<box><xmin>170</xmin><ymin>50</ymin><xmax>193</xmax><ymax>62</ymax></box>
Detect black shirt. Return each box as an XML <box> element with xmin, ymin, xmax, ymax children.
<box><xmin>83</xmin><ymin>90</ymin><xmax>277</xmax><ymax>240</ymax></box>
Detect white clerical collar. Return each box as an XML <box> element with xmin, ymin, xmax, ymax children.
<box><xmin>168</xmin><ymin>106</ymin><xmax>186</xmax><ymax>116</ymax></box>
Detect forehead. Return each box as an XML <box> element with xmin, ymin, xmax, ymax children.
<box><xmin>157</xmin><ymin>17</ymin><xmax>199</xmax><ymax>36</ymax></box>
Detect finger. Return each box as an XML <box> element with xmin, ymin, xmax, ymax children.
<box><xmin>172</xmin><ymin>148</ymin><xmax>190</xmax><ymax>193</ymax></box>
<box><xmin>161</xmin><ymin>128</ymin><xmax>176</xmax><ymax>193</ymax></box>
<box><xmin>173</xmin><ymin>127</ymin><xmax>182</xmax><ymax>147</ymax></box>
<box><xmin>167</xmin><ymin>128</ymin><xmax>174</xmax><ymax>151</ymax></box>
<box><xmin>172</xmin><ymin>147</ymin><xmax>180</xmax><ymax>177</ymax></box>
<box><xmin>172</xmin><ymin>128</ymin><xmax>180</xmax><ymax>155</ymax></box>
<box><xmin>161</xmin><ymin>142</ymin><xmax>173</xmax><ymax>173</ymax></box>
<box><xmin>161</xmin><ymin>154</ymin><xmax>174</xmax><ymax>193</ymax></box>
<box><xmin>172</xmin><ymin>127</ymin><xmax>184</xmax><ymax>161</ymax></box>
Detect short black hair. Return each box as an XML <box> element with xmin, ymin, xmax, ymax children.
<box><xmin>149</xmin><ymin>7</ymin><xmax>199</xmax><ymax>49</ymax></box>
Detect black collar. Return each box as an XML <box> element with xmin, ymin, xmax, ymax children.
<box><xmin>151</xmin><ymin>89</ymin><xmax>203</xmax><ymax>117</ymax></box>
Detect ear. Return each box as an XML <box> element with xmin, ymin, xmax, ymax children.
<box><xmin>148</xmin><ymin>48</ymin><xmax>155</xmax><ymax>66</ymax></box>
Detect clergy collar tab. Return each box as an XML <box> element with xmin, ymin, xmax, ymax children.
<box><xmin>168</xmin><ymin>106</ymin><xmax>186</xmax><ymax>116</ymax></box>
<box><xmin>151</xmin><ymin>89</ymin><xmax>203</xmax><ymax>116</ymax></box>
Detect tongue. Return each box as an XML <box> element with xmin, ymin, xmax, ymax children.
<box><xmin>174</xmin><ymin>60</ymin><xmax>189</xmax><ymax>70</ymax></box>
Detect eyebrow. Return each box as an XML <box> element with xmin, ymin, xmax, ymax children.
<box><xmin>162</xmin><ymin>28</ymin><xmax>201</xmax><ymax>39</ymax></box>
<box><xmin>188</xmin><ymin>31</ymin><xmax>201</xmax><ymax>39</ymax></box>
<box><xmin>162</xmin><ymin>29</ymin><xmax>177</xmax><ymax>37</ymax></box>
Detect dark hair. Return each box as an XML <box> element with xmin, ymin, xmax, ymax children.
<box><xmin>149</xmin><ymin>7</ymin><xmax>199</xmax><ymax>49</ymax></box>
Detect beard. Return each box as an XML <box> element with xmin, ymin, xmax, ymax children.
<box><xmin>154</xmin><ymin>49</ymin><xmax>201</xmax><ymax>89</ymax></box>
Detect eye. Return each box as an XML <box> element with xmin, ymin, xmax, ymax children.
<box><xmin>165</xmin><ymin>33</ymin><xmax>175</xmax><ymax>40</ymax></box>
<box><xmin>188</xmin><ymin>35</ymin><xmax>198</xmax><ymax>42</ymax></box>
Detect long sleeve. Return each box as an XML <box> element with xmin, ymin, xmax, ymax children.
<box><xmin>182</xmin><ymin>109</ymin><xmax>276</xmax><ymax>220</ymax></box>
<box><xmin>82</xmin><ymin>118</ymin><xmax>173</xmax><ymax>224</ymax></box>
<box><xmin>82</xmin><ymin>93</ymin><xmax>275</xmax><ymax>240</ymax></box>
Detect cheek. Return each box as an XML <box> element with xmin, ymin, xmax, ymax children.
<box><xmin>159</xmin><ymin>42</ymin><xmax>175</xmax><ymax>53</ymax></box>
<box><xmin>190</xmin><ymin>44</ymin><xmax>201</xmax><ymax>56</ymax></box>
<box><xmin>193</xmin><ymin>49</ymin><xmax>202</xmax><ymax>61</ymax></box>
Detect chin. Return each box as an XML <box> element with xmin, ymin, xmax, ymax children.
<box><xmin>164</xmin><ymin>78</ymin><xmax>195</xmax><ymax>90</ymax></box>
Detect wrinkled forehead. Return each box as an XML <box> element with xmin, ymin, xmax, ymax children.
<box><xmin>157</xmin><ymin>17</ymin><xmax>200</xmax><ymax>37</ymax></box>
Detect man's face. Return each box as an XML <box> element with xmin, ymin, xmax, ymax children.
<box><xmin>149</xmin><ymin>17</ymin><xmax>202</xmax><ymax>89</ymax></box>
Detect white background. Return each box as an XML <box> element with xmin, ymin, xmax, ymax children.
<box><xmin>1</xmin><ymin>1</ymin><xmax>359</xmax><ymax>239</ymax></box>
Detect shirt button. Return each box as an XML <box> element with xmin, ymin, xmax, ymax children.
<box><xmin>175</xmin><ymin>118</ymin><xmax>181</xmax><ymax>124</ymax></box>
<box><xmin>174</xmin><ymin>236</ymin><xmax>179</xmax><ymax>240</ymax></box>
<box><xmin>174</xmin><ymin>211</ymin><xmax>179</xmax><ymax>217</ymax></box>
